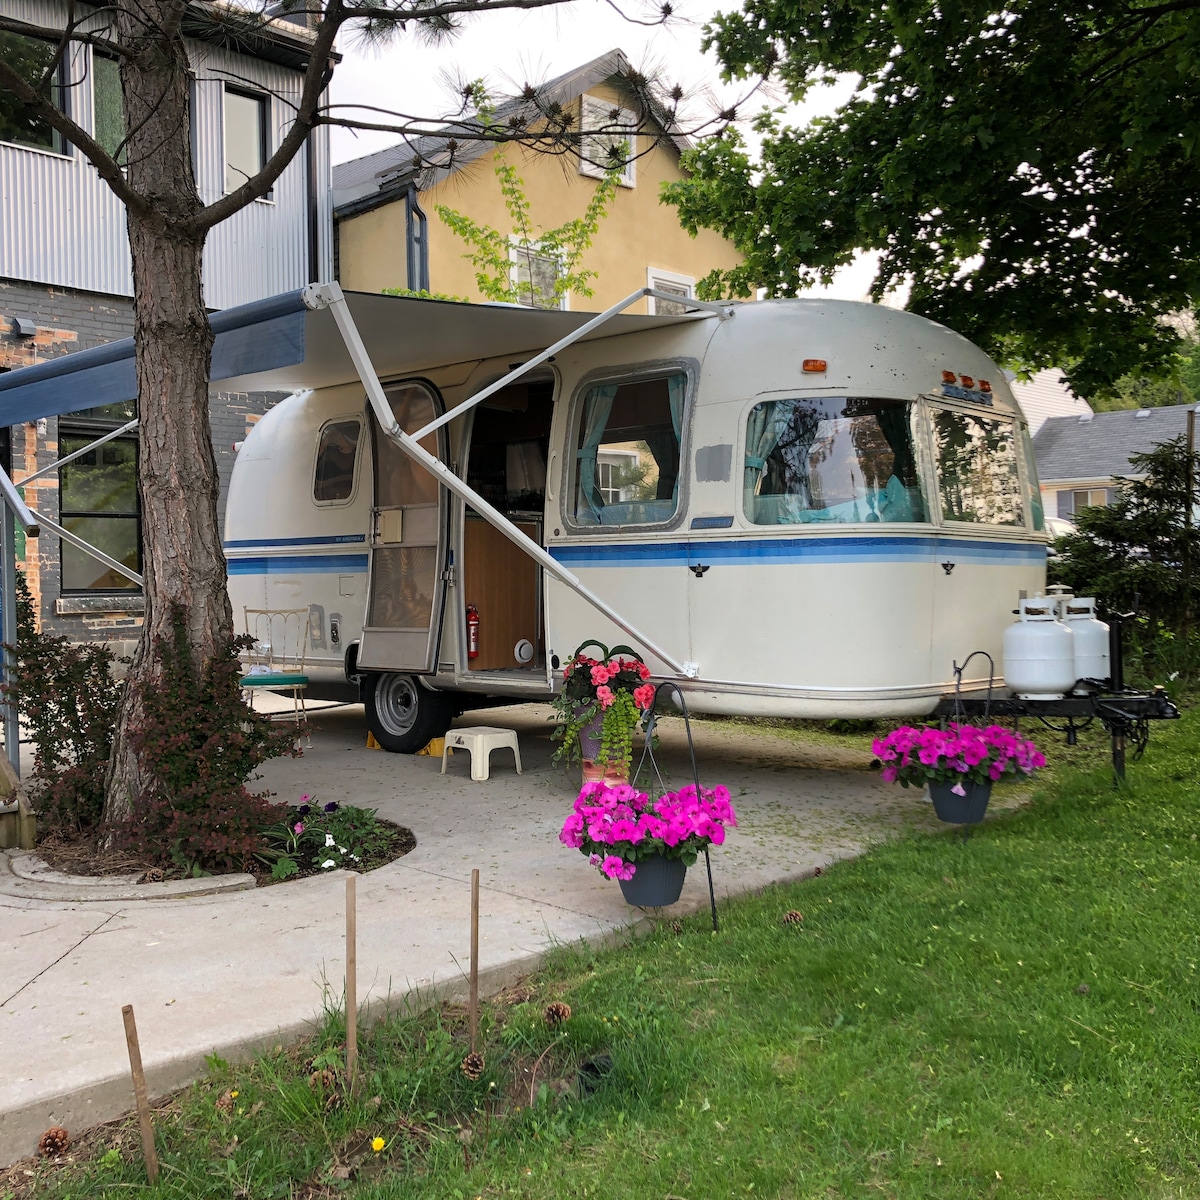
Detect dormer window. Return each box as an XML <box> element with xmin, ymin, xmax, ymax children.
<box><xmin>579</xmin><ymin>94</ymin><xmax>636</xmax><ymax>188</ymax></box>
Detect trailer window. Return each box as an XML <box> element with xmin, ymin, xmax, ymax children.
<box><xmin>314</xmin><ymin>419</ymin><xmax>361</xmax><ymax>503</ymax></box>
<box><xmin>744</xmin><ymin>397</ymin><xmax>926</xmax><ymax>525</ymax></box>
<box><xmin>932</xmin><ymin>409</ymin><xmax>1024</xmax><ymax>526</ymax></box>
<box><xmin>573</xmin><ymin>373</ymin><xmax>685</xmax><ymax>526</ymax></box>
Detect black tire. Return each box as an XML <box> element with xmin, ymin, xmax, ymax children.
<box><xmin>363</xmin><ymin>672</ymin><xmax>454</xmax><ymax>753</ymax></box>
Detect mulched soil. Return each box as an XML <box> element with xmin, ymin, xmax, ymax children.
<box><xmin>27</xmin><ymin>821</ymin><xmax>416</xmax><ymax>885</ymax></box>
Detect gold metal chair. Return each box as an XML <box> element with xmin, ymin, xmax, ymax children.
<box><xmin>239</xmin><ymin>607</ymin><xmax>310</xmax><ymax>730</ymax></box>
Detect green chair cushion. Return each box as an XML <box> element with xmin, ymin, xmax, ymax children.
<box><xmin>240</xmin><ymin>673</ymin><xmax>308</xmax><ymax>688</ymax></box>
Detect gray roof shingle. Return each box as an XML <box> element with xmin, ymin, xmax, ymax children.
<box><xmin>1032</xmin><ymin>403</ymin><xmax>1197</xmax><ymax>483</ymax></box>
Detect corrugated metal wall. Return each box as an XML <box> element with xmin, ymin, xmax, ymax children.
<box><xmin>0</xmin><ymin>1</ymin><xmax>333</xmax><ymax>306</ymax></box>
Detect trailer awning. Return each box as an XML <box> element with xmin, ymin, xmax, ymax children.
<box><xmin>0</xmin><ymin>287</ymin><xmax>713</xmax><ymax>424</ymax></box>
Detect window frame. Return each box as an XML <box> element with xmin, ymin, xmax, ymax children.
<box><xmin>223</xmin><ymin>84</ymin><xmax>271</xmax><ymax>197</ymax></box>
<box><xmin>0</xmin><ymin>28</ymin><xmax>71</xmax><ymax>156</ymax></box>
<box><xmin>58</xmin><ymin>410</ymin><xmax>142</xmax><ymax>596</ymax></box>
<box><xmin>925</xmin><ymin>400</ymin><xmax>1029</xmax><ymax>530</ymax></box>
<box><xmin>646</xmin><ymin>268</ymin><xmax>696</xmax><ymax>315</ymax></box>
<box><xmin>312</xmin><ymin>416</ymin><xmax>363</xmax><ymax>506</ymax></box>
<box><xmin>561</xmin><ymin>359</ymin><xmax>696</xmax><ymax>534</ymax></box>
<box><xmin>578</xmin><ymin>93</ymin><xmax>636</xmax><ymax>188</ymax></box>
<box><xmin>508</xmin><ymin>238</ymin><xmax>567</xmax><ymax>311</ymax></box>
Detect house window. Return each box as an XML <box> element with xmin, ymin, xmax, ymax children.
<box><xmin>744</xmin><ymin>397</ymin><xmax>926</xmax><ymax>525</ymax></box>
<box><xmin>59</xmin><ymin>403</ymin><xmax>140</xmax><ymax>593</ymax></box>
<box><xmin>579</xmin><ymin>94</ymin><xmax>636</xmax><ymax>187</ymax></box>
<box><xmin>572</xmin><ymin>372</ymin><xmax>687</xmax><ymax>527</ymax></box>
<box><xmin>93</xmin><ymin>52</ymin><xmax>125</xmax><ymax>162</ymax></box>
<box><xmin>932</xmin><ymin>408</ymin><xmax>1024</xmax><ymax>526</ymax></box>
<box><xmin>1057</xmin><ymin>487</ymin><xmax>1115</xmax><ymax>518</ymax></box>
<box><xmin>313</xmin><ymin>419</ymin><xmax>361</xmax><ymax>502</ymax></box>
<box><xmin>224</xmin><ymin>86</ymin><xmax>268</xmax><ymax>193</ymax></box>
<box><xmin>0</xmin><ymin>31</ymin><xmax>68</xmax><ymax>154</ymax></box>
<box><xmin>647</xmin><ymin>268</ymin><xmax>695</xmax><ymax>315</ymax></box>
<box><xmin>509</xmin><ymin>240</ymin><xmax>564</xmax><ymax>310</ymax></box>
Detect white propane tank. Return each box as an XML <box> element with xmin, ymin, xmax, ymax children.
<box><xmin>1003</xmin><ymin>595</ymin><xmax>1077</xmax><ymax>699</ymax></box>
<box><xmin>1060</xmin><ymin>597</ymin><xmax>1110</xmax><ymax>692</ymax></box>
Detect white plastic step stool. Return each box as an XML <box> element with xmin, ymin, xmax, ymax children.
<box><xmin>440</xmin><ymin>726</ymin><xmax>523</xmax><ymax>782</ymax></box>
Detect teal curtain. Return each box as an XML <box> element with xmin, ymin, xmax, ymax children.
<box><xmin>576</xmin><ymin>384</ymin><xmax>618</xmax><ymax>519</ymax></box>
<box><xmin>744</xmin><ymin>400</ymin><xmax>785</xmax><ymax>505</ymax></box>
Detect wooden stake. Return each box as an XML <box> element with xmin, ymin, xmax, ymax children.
<box><xmin>121</xmin><ymin>1004</ymin><xmax>159</xmax><ymax>1184</ymax></box>
<box><xmin>346</xmin><ymin>872</ymin><xmax>358</xmax><ymax>1093</ymax></box>
<box><xmin>469</xmin><ymin>868</ymin><xmax>480</xmax><ymax>1053</ymax></box>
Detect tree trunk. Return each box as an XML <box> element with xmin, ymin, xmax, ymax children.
<box><xmin>101</xmin><ymin>3</ymin><xmax>234</xmax><ymax>824</ymax></box>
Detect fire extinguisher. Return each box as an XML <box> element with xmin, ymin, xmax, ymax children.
<box><xmin>466</xmin><ymin>604</ymin><xmax>480</xmax><ymax>660</ymax></box>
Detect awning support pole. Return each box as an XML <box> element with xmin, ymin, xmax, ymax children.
<box><xmin>309</xmin><ymin>282</ymin><xmax>694</xmax><ymax>678</ymax></box>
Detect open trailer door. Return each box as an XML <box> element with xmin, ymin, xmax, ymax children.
<box><xmin>357</xmin><ymin>381</ymin><xmax>449</xmax><ymax>673</ymax></box>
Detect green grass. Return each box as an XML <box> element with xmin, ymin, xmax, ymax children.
<box><xmin>14</xmin><ymin>704</ymin><xmax>1200</xmax><ymax>1199</ymax></box>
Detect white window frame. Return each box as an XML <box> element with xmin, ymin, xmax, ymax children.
<box><xmin>508</xmin><ymin>238</ymin><xmax>568</xmax><ymax>311</ymax></box>
<box><xmin>579</xmin><ymin>94</ymin><xmax>636</xmax><ymax>188</ymax></box>
<box><xmin>646</xmin><ymin>267</ymin><xmax>696</xmax><ymax>315</ymax></box>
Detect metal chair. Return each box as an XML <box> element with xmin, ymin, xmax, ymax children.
<box><xmin>239</xmin><ymin>607</ymin><xmax>310</xmax><ymax>730</ymax></box>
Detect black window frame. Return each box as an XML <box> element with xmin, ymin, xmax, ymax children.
<box><xmin>58</xmin><ymin>406</ymin><xmax>142</xmax><ymax>596</ymax></box>
<box><xmin>223</xmin><ymin>84</ymin><xmax>271</xmax><ymax>197</ymax></box>
<box><xmin>0</xmin><ymin>28</ymin><xmax>70</xmax><ymax>156</ymax></box>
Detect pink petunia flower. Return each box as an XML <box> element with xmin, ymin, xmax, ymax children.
<box><xmin>596</xmin><ymin>685</ymin><xmax>615</xmax><ymax>709</ymax></box>
<box><xmin>633</xmin><ymin>683</ymin><xmax>656</xmax><ymax>711</ymax></box>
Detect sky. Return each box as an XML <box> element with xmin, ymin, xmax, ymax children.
<box><xmin>326</xmin><ymin>0</ymin><xmax>880</xmax><ymax>300</ymax></box>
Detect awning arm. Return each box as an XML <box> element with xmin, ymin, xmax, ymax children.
<box><xmin>404</xmin><ymin>288</ymin><xmax>733</xmax><ymax>443</ymax></box>
<box><xmin>308</xmin><ymin>282</ymin><xmax>696</xmax><ymax>679</ymax></box>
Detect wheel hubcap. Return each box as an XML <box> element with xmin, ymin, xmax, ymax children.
<box><xmin>376</xmin><ymin>675</ymin><xmax>419</xmax><ymax>735</ymax></box>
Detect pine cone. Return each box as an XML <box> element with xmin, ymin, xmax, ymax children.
<box><xmin>543</xmin><ymin>1001</ymin><xmax>572</xmax><ymax>1027</ymax></box>
<box><xmin>460</xmin><ymin>1051</ymin><xmax>485</xmax><ymax>1081</ymax></box>
<box><xmin>215</xmin><ymin>1089</ymin><xmax>235</xmax><ymax>1113</ymax></box>
<box><xmin>138</xmin><ymin>867</ymin><xmax>165</xmax><ymax>884</ymax></box>
<box><xmin>782</xmin><ymin>910</ymin><xmax>804</xmax><ymax>925</ymax></box>
<box><xmin>38</xmin><ymin>1126</ymin><xmax>69</xmax><ymax>1158</ymax></box>
<box><xmin>307</xmin><ymin>1069</ymin><xmax>337</xmax><ymax>1091</ymax></box>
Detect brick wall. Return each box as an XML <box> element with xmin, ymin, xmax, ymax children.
<box><xmin>0</xmin><ymin>277</ymin><xmax>281</xmax><ymax>646</ymax></box>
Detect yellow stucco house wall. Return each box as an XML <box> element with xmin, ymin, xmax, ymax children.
<box><xmin>332</xmin><ymin>52</ymin><xmax>743</xmax><ymax>314</ymax></box>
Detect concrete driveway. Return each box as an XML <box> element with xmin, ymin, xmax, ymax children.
<box><xmin>0</xmin><ymin>702</ymin><xmax>940</xmax><ymax>1167</ymax></box>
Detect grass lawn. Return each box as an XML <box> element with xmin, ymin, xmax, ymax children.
<box><xmin>11</xmin><ymin>705</ymin><xmax>1200</xmax><ymax>1199</ymax></box>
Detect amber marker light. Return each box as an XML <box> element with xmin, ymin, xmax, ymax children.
<box><xmin>941</xmin><ymin>370</ymin><xmax>957</xmax><ymax>383</ymax></box>
<box><xmin>979</xmin><ymin>379</ymin><xmax>992</xmax><ymax>392</ymax></box>
<box><xmin>802</xmin><ymin>358</ymin><xmax>827</xmax><ymax>373</ymax></box>
<box><xmin>960</xmin><ymin>376</ymin><xmax>975</xmax><ymax>388</ymax></box>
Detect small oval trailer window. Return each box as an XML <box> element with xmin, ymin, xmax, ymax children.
<box><xmin>744</xmin><ymin>396</ymin><xmax>926</xmax><ymax>525</ymax></box>
<box><xmin>314</xmin><ymin>419</ymin><xmax>361</xmax><ymax>503</ymax></box>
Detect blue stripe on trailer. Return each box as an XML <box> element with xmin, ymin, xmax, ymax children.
<box><xmin>223</xmin><ymin>534</ymin><xmax>367</xmax><ymax>549</ymax></box>
<box><xmin>549</xmin><ymin>536</ymin><xmax>1046</xmax><ymax>569</ymax></box>
<box><xmin>226</xmin><ymin>554</ymin><xmax>369</xmax><ymax>575</ymax></box>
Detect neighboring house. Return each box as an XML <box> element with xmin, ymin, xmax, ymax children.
<box><xmin>332</xmin><ymin>49</ymin><xmax>743</xmax><ymax>313</ymax></box>
<box><xmin>0</xmin><ymin>2</ymin><xmax>333</xmax><ymax>649</ymax></box>
<box><xmin>1032</xmin><ymin>403</ymin><xmax>1197</xmax><ymax>520</ymax></box>
<box><xmin>1007</xmin><ymin>367</ymin><xmax>1093</xmax><ymax>435</ymax></box>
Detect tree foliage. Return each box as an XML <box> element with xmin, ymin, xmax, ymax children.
<box><xmin>664</xmin><ymin>0</ymin><xmax>1200</xmax><ymax>397</ymax></box>
<box><xmin>1049</xmin><ymin>437</ymin><xmax>1200</xmax><ymax>637</ymax></box>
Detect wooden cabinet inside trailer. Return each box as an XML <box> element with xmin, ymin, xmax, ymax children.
<box><xmin>462</xmin><ymin>516</ymin><xmax>541</xmax><ymax>670</ymax></box>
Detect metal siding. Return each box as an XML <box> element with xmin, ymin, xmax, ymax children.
<box><xmin>0</xmin><ymin>3</ymin><xmax>332</xmax><ymax>305</ymax></box>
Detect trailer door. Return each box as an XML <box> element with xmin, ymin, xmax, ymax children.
<box><xmin>358</xmin><ymin>381</ymin><xmax>448</xmax><ymax>672</ymax></box>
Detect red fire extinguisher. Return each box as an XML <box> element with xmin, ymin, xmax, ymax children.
<box><xmin>466</xmin><ymin>604</ymin><xmax>480</xmax><ymax>659</ymax></box>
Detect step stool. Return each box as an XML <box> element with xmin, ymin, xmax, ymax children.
<box><xmin>440</xmin><ymin>726</ymin><xmax>522</xmax><ymax>782</ymax></box>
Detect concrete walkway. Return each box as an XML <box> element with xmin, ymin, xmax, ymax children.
<box><xmin>0</xmin><ymin>703</ymin><xmax>941</xmax><ymax>1167</ymax></box>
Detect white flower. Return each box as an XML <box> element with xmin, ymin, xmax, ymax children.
<box><xmin>321</xmin><ymin>859</ymin><xmax>336</xmax><ymax>869</ymax></box>
<box><xmin>325</xmin><ymin>834</ymin><xmax>336</xmax><ymax>847</ymax></box>
<box><xmin>338</xmin><ymin>845</ymin><xmax>347</xmax><ymax>854</ymax></box>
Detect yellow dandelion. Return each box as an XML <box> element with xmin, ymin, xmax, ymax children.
<box><xmin>371</xmin><ymin>1136</ymin><xmax>386</xmax><ymax>1153</ymax></box>
<box><xmin>230</xmin><ymin>1090</ymin><xmax>238</xmax><ymax>1099</ymax></box>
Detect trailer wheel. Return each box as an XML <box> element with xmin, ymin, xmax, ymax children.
<box><xmin>364</xmin><ymin>673</ymin><xmax>453</xmax><ymax>753</ymax></box>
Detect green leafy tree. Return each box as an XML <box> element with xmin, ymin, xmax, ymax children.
<box><xmin>1095</xmin><ymin>331</ymin><xmax>1200</xmax><ymax>412</ymax></box>
<box><xmin>436</xmin><ymin>151</ymin><xmax>622</xmax><ymax>308</ymax></box>
<box><xmin>1050</xmin><ymin>438</ymin><xmax>1200</xmax><ymax>656</ymax></box>
<box><xmin>664</xmin><ymin>0</ymin><xmax>1200</xmax><ymax>398</ymax></box>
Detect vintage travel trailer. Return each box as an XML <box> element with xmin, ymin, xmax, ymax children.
<box><xmin>221</xmin><ymin>285</ymin><xmax>1048</xmax><ymax>750</ymax></box>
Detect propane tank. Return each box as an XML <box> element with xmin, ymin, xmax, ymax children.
<box><xmin>1059</xmin><ymin>596</ymin><xmax>1110</xmax><ymax>692</ymax></box>
<box><xmin>466</xmin><ymin>603</ymin><xmax>480</xmax><ymax>660</ymax></box>
<box><xmin>1003</xmin><ymin>595</ymin><xmax>1076</xmax><ymax>699</ymax></box>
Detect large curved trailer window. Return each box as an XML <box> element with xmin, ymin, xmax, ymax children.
<box><xmin>932</xmin><ymin>408</ymin><xmax>1024</xmax><ymax>526</ymax></box>
<box><xmin>744</xmin><ymin>396</ymin><xmax>925</xmax><ymax>525</ymax></box>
